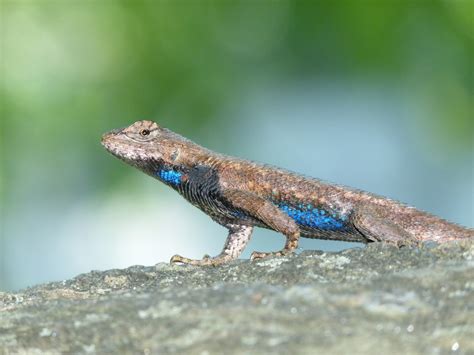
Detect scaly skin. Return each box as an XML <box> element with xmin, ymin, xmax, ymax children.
<box><xmin>101</xmin><ymin>120</ymin><xmax>473</xmax><ymax>265</ymax></box>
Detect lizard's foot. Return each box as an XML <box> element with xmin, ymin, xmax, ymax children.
<box><xmin>251</xmin><ymin>233</ymin><xmax>299</xmax><ymax>261</ymax></box>
<box><xmin>250</xmin><ymin>250</ymin><xmax>294</xmax><ymax>261</ymax></box>
<box><xmin>170</xmin><ymin>254</ymin><xmax>230</xmax><ymax>266</ymax></box>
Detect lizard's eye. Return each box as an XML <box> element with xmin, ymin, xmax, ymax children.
<box><xmin>140</xmin><ymin>129</ymin><xmax>150</xmax><ymax>137</ymax></box>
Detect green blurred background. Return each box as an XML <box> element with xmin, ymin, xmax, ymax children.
<box><xmin>1</xmin><ymin>0</ymin><xmax>472</xmax><ymax>291</ymax></box>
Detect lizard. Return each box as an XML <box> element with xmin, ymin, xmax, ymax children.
<box><xmin>101</xmin><ymin>120</ymin><xmax>473</xmax><ymax>266</ymax></box>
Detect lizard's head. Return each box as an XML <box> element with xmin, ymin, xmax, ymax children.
<box><xmin>101</xmin><ymin>120</ymin><xmax>196</xmax><ymax>173</ymax></box>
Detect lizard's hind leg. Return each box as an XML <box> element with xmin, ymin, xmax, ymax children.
<box><xmin>351</xmin><ymin>204</ymin><xmax>420</xmax><ymax>247</ymax></box>
<box><xmin>221</xmin><ymin>190</ymin><xmax>301</xmax><ymax>261</ymax></box>
<box><xmin>170</xmin><ymin>224</ymin><xmax>253</xmax><ymax>266</ymax></box>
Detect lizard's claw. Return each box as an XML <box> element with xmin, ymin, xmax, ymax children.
<box><xmin>250</xmin><ymin>251</ymin><xmax>267</xmax><ymax>261</ymax></box>
<box><xmin>250</xmin><ymin>250</ymin><xmax>293</xmax><ymax>261</ymax></box>
<box><xmin>170</xmin><ymin>254</ymin><xmax>194</xmax><ymax>264</ymax></box>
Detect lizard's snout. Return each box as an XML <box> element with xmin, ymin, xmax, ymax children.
<box><xmin>101</xmin><ymin>128</ymin><xmax>122</xmax><ymax>145</ymax></box>
<box><xmin>100</xmin><ymin>132</ymin><xmax>112</xmax><ymax>147</ymax></box>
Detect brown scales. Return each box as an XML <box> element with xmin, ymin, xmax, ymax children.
<box><xmin>102</xmin><ymin>120</ymin><xmax>473</xmax><ymax>266</ymax></box>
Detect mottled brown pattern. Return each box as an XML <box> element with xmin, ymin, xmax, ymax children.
<box><xmin>102</xmin><ymin>120</ymin><xmax>473</xmax><ymax>265</ymax></box>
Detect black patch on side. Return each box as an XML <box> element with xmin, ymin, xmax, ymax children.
<box><xmin>184</xmin><ymin>165</ymin><xmax>221</xmax><ymax>198</ymax></box>
<box><xmin>178</xmin><ymin>165</ymin><xmax>233</xmax><ymax>219</ymax></box>
<box><xmin>138</xmin><ymin>157</ymin><xmax>165</xmax><ymax>178</ymax></box>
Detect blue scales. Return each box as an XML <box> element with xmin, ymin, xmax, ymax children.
<box><xmin>157</xmin><ymin>169</ymin><xmax>182</xmax><ymax>185</ymax></box>
<box><xmin>278</xmin><ymin>203</ymin><xmax>346</xmax><ymax>230</ymax></box>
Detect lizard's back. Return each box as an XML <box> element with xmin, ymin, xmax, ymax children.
<box><xmin>216</xmin><ymin>157</ymin><xmax>473</xmax><ymax>243</ymax></box>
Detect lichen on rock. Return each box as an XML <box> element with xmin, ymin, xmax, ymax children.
<box><xmin>1</xmin><ymin>241</ymin><xmax>473</xmax><ymax>354</ymax></box>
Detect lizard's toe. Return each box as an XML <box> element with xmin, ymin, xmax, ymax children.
<box><xmin>170</xmin><ymin>254</ymin><xmax>224</xmax><ymax>266</ymax></box>
<box><xmin>251</xmin><ymin>250</ymin><xmax>291</xmax><ymax>261</ymax></box>
<box><xmin>250</xmin><ymin>251</ymin><xmax>266</xmax><ymax>261</ymax></box>
<box><xmin>170</xmin><ymin>254</ymin><xmax>190</xmax><ymax>264</ymax></box>
<box><xmin>251</xmin><ymin>251</ymin><xmax>272</xmax><ymax>261</ymax></box>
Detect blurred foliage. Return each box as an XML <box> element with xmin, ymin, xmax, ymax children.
<box><xmin>1</xmin><ymin>0</ymin><xmax>473</xmax><ymax>202</ymax></box>
<box><xmin>1</xmin><ymin>0</ymin><xmax>473</xmax><ymax>291</ymax></box>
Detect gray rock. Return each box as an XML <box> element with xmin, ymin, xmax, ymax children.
<box><xmin>1</xmin><ymin>241</ymin><xmax>473</xmax><ymax>354</ymax></box>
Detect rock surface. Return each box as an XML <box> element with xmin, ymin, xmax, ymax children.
<box><xmin>1</xmin><ymin>241</ymin><xmax>473</xmax><ymax>354</ymax></box>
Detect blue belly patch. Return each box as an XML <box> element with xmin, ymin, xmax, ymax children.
<box><xmin>279</xmin><ymin>203</ymin><xmax>346</xmax><ymax>230</ymax></box>
<box><xmin>157</xmin><ymin>169</ymin><xmax>182</xmax><ymax>185</ymax></box>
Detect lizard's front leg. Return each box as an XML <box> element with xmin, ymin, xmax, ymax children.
<box><xmin>170</xmin><ymin>224</ymin><xmax>253</xmax><ymax>266</ymax></box>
